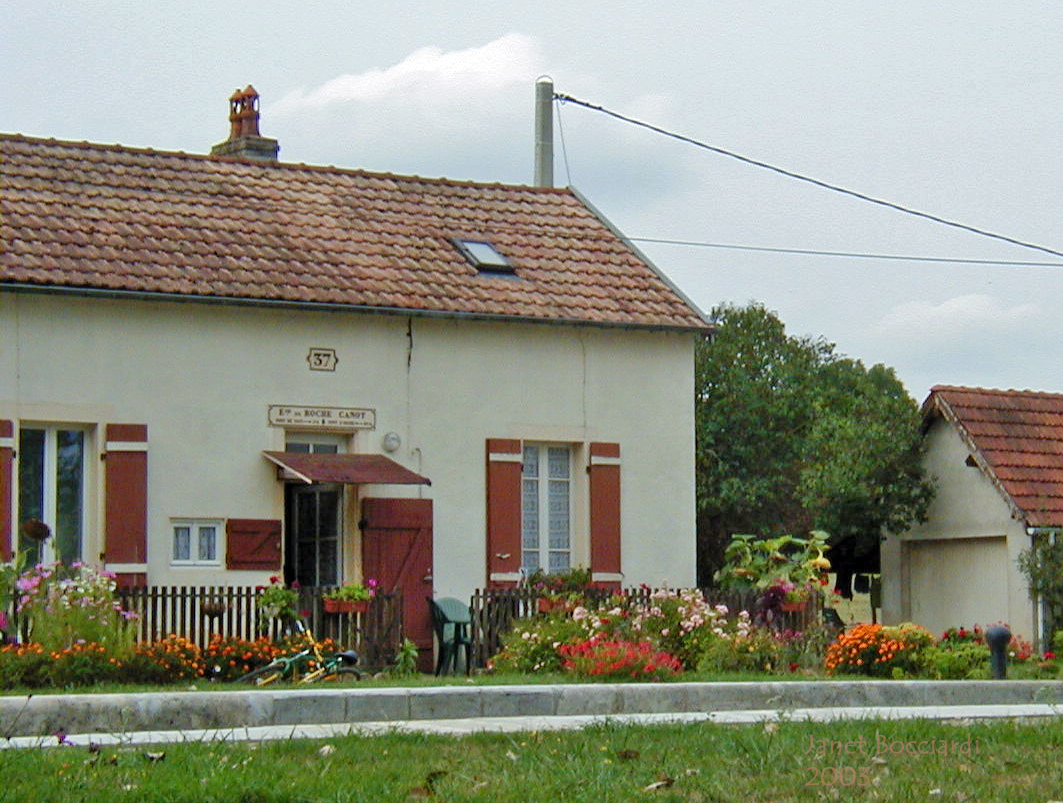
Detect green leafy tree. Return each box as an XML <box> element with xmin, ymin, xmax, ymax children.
<box><xmin>695</xmin><ymin>303</ymin><xmax>933</xmax><ymax>589</ymax></box>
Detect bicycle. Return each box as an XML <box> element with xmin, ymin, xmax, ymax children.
<box><xmin>237</xmin><ymin>619</ymin><xmax>363</xmax><ymax>685</ymax></box>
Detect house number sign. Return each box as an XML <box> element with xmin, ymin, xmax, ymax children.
<box><xmin>307</xmin><ymin>348</ymin><xmax>338</xmax><ymax>371</ymax></box>
<box><xmin>268</xmin><ymin>405</ymin><xmax>376</xmax><ymax>431</ymax></box>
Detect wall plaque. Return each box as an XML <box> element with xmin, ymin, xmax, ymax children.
<box><xmin>307</xmin><ymin>348</ymin><xmax>338</xmax><ymax>371</ymax></box>
<box><xmin>268</xmin><ymin>405</ymin><xmax>376</xmax><ymax>431</ymax></box>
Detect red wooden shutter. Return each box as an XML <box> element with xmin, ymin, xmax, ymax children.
<box><xmin>589</xmin><ymin>442</ymin><xmax>622</xmax><ymax>590</ymax></box>
<box><xmin>486</xmin><ymin>438</ymin><xmax>522</xmax><ymax>588</ymax></box>
<box><xmin>0</xmin><ymin>420</ymin><xmax>13</xmax><ymax>561</ymax></box>
<box><xmin>104</xmin><ymin>424</ymin><xmax>148</xmax><ymax>586</ymax></box>
<box><xmin>226</xmin><ymin>519</ymin><xmax>282</xmax><ymax>571</ymax></box>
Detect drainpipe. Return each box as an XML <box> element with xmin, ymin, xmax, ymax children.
<box><xmin>534</xmin><ymin>77</ymin><xmax>554</xmax><ymax>188</ymax></box>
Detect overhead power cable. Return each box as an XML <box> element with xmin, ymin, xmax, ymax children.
<box><xmin>555</xmin><ymin>92</ymin><xmax>1063</xmax><ymax>261</ymax></box>
<box><xmin>627</xmin><ymin>237</ymin><xmax>1063</xmax><ymax>267</ymax></box>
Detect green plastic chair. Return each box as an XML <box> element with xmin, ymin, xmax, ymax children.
<box><xmin>427</xmin><ymin>596</ymin><xmax>473</xmax><ymax>675</ymax></box>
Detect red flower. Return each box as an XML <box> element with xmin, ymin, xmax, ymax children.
<box><xmin>269</xmin><ymin>576</ymin><xmax>279</xmax><ymax>584</ymax></box>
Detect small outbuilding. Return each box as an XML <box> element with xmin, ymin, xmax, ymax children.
<box><xmin>881</xmin><ymin>384</ymin><xmax>1063</xmax><ymax>647</ymax></box>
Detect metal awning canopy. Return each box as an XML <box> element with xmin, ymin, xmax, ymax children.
<box><xmin>262</xmin><ymin>451</ymin><xmax>431</xmax><ymax>486</ymax></box>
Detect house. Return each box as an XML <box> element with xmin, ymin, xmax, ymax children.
<box><xmin>881</xmin><ymin>384</ymin><xmax>1063</xmax><ymax>647</ymax></box>
<box><xmin>0</xmin><ymin>87</ymin><xmax>710</xmax><ymax>657</ymax></box>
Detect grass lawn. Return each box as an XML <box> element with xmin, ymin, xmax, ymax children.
<box><xmin>1</xmin><ymin>717</ymin><xmax>1061</xmax><ymax>802</ymax></box>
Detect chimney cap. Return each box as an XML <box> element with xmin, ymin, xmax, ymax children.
<box><xmin>211</xmin><ymin>84</ymin><xmax>279</xmax><ymax>162</ymax></box>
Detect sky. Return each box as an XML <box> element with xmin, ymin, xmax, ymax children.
<box><xmin>6</xmin><ymin>1</ymin><xmax>1063</xmax><ymax>402</ymax></box>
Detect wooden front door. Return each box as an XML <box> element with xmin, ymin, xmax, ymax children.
<box><xmin>361</xmin><ymin>497</ymin><xmax>434</xmax><ymax>672</ymax></box>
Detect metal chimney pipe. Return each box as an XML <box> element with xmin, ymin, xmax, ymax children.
<box><xmin>534</xmin><ymin>77</ymin><xmax>554</xmax><ymax>187</ymax></box>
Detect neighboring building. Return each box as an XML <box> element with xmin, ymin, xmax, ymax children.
<box><xmin>0</xmin><ymin>88</ymin><xmax>710</xmax><ymax>655</ymax></box>
<box><xmin>881</xmin><ymin>385</ymin><xmax>1063</xmax><ymax>646</ymax></box>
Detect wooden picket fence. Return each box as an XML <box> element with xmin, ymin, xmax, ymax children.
<box><xmin>468</xmin><ymin>586</ymin><xmax>823</xmax><ymax>667</ymax></box>
<box><xmin>116</xmin><ymin>586</ymin><xmax>404</xmax><ymax>670</ymax></box>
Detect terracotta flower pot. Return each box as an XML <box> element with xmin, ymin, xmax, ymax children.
<box><xmin>781</xmin><ymin>600</ymin><xmax>809</xmax><ymax>612</ymax></box>
<box><xmin>538</xmin><ymin>597</ymin><xmax>576</xmax><ymax>614</ymax></box>
<box><xmin>324</xmin><ymin>598</ymin><xmax>369</xmax><ymax>614</ymax></box>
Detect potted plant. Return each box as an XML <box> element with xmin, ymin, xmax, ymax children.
<box><xmin>256</xmin><ymin>576</ymin><xmax>300</xmax><ymax>622</ymax></box>
<box><xmin>323</xmin><ymin>578</ymin><xmax>378</xmax><ymax>614</ymax></box>
<box><xmin>773</xmin><ymin>580</ymin><xmax>818</xmax><ymax>612</ymax></box>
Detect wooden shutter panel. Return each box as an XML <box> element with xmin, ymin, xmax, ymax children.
<box><xmin>0</xmin><ymin>420</ymin><xmax>12</xmax><ymax>561</ymax></box>
<box><xmin>104</xmin><ymin>424</ymin><xmax>148</xmax><ymax>586</ymax></box>
<box><xmin>486</xmin><ymin>438</ymin><xmax>522</xmax><ymax>588</ymax></box>
<box><xmin>589</xmin><ymin>442</ymin><xmax>622</xmax><ymax>590</ymax></box>
<box><xmin>226</xmin><ymin>519</ymin><xmax>282</xmax><ymax>571</ymax></box>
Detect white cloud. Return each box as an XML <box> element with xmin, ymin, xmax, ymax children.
<box><xmin>874</xmin><ymin>294</ymin><xmax>1041</xmax><ymax>342</ymax></box>
<box><xmin>273</xmin><ymin>33</ymin><xmax>544</xmax><ymax>115</ymax></box>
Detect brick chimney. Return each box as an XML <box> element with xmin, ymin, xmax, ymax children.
<box><xmin>210</xmin><ymin>85</ymin><xmax>279</xmax><ymax>161</ymax></box>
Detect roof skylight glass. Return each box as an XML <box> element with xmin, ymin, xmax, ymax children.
<box><xmin>455</xmin><ymin>239</ymin><xmax>514</xmax><ymax>273</ymax></box>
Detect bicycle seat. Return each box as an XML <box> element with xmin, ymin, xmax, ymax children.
<box><xmin>336</xmin><ymin>650</ymin><xmax>360</xmax><ymax>665</ymax></box>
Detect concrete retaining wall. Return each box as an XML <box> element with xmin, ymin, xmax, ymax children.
<box><xmin>3</xmin><ymin>681</ymin><xmax>1062</xmax><ymax>739</ymax></box>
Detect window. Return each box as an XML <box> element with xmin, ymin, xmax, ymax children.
<box><xmin>17</xmin><ymin>425</ymin><xmax>88</xmax><ymax>564</ymax></box>
<box><xmin>171</xmin><ymin>520</ymin><xmax>222</xmax><ymax>566</ymax></box>
<box><xmin>454</xmin><ymin>238</ymin><xmax>515</xmax><ymax>274</ymax></box>
<box><xmin>521</xmin><ymin>444</ymin><xmax>571</xmax><ymax>573</ymax></box>
<box><xmin>285</xmin><ymin>433</ymin><xmax>344</xmax><ymax>454</ymax></box>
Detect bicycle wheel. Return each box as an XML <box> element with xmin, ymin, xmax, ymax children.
<box><xmin>308</xmin><ymin>663</ymin><xmax>362</xmax><ymax>683</ymax></box>
<box><xmin>237</xmin><ymin>662</ymin><xmax>286</xmax><ymax>685</ymax></box>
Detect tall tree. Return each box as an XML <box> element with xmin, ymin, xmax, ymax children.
<box><xmin>695</xmin><ymin>303</ymin><xmax>933</xmax><ymax>590</ymax></box>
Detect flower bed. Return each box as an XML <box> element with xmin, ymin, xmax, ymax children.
<box><xmin>490</xmin><ymin>588</ymin><xmax>832</xmax><ymax>679</ymax></box>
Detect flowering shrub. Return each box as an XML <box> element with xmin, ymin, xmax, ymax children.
<box><xmin>592</xmin><ymin>589</ymin><xmax>728</xmax><ymax>669</ymax></box>
<box><xmin>203</xmin><ymin>634</ymin><xmax>285</xmax><ymax>681</ymax></box>
<box><xmin>824</xmin><ymin>622</ymin><xmax>933</xmax><ymax>677</ymax></box>
<box><xmin>560</xmin><ymin>637</ymin><xmax>681</xmax><ymax>680</ymax></box>
<box><xmin>0</xmin><ymin>631</ymin><xmax>342</xmax><ymax>688</ymax></box>
<box><xmin>940</xmin><ymin>623</ymin><xmax>1034</xmax><ymax>663</ymax></box>
<box><xmin>921</xmin><ymin>641</ymin><xmax>991</xmax><ymax>679</ymax></box>
<box><xmin>490</xmin><ymin>613</ymin><xmax>586</xmax><ymax>673</ymax></box>
<box><xmin>0</xmin><ymin>642</ymin><xmax>120</xmax><ymax>688</ymax></box>
<box><xmin>127</xmin><ymin>635</ymin><xmax>206</xmax><ymax>682</ymax></box>
<box><xmin>16</xmin><ymin>562</ymin><xmax>137</xmax><ymax>652</ymax></box>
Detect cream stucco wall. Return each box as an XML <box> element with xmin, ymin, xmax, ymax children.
<box><xmin>1</xmin><ymin>291</ymin><xmax>697</xmax><ymax>598</ymax></box>
<box><xmin>882</xmin><ymin>417</ymin><xmax>1037</xmax><ymax>641</ymax></box>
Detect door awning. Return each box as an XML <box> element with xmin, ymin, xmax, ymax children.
<box><xmin>262</xmin><ymin>451</ymin><xmax>431</xmax><ymax>486</ymax></box>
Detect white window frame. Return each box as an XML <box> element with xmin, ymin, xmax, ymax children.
<box><xmin>284</xmin><ymin>432</ymin><xmax>348</xmax><ymax>454</ymax></box>
<box><xmin>170</xmin><ymin>519</ymin><xmax>224</xmax><ymax>567</ymax></box>
<box><xmin>16</xmin><ymin>423</ymin><xmax>91</xmax><ymax>565</ymax></box>
<box><xmin>521</xmin><ymin>442</ymin><xmax>573</xmax><ymax>575</ymax></box>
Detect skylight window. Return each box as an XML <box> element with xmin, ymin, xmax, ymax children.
<box><xmin>454</xmin><ymin>238</ymin><xmax>515</xmax><ymax>274</ymax></box>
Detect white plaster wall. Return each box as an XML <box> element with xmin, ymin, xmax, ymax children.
<box><xmin>882</xmin><ymin>418</ymin><xmax>1036</xmax><ymax>640</ymax></box>
<box><xmin>1</xmin><ymin>292</ymin><xmax>697</xmax><ymax>597</ymax></box>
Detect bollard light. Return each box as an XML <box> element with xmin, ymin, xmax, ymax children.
<box><xmin>985</xmin><ymin>625</ymin><xmax>1012</xmax><ymax>680</ymax></box>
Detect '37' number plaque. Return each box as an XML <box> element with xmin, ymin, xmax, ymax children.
<box><xmin>307</xmin><ymin>348</ymin><xmax>338</xmax><ymax>371</ymax></box>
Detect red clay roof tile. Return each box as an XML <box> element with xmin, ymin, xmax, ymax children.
<box><xmin>1</xmin><ymin>133</ymin><xmax>708</xmax><ymax>332</ymax></box>
<box><xmin>927</xmin><ymin>385</ymin><xmax>1063</xmax><ymax>526</ymax></box>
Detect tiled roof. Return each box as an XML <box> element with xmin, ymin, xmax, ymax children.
<box><xmin>925</xmin><ymin>385</ymin><xmax>1063</xmax><ymax>527</ymax></box>
<box><xmin>0</xmin><ymin>133</ymin><xmax>709</xmax><ymax>331</ymax></box>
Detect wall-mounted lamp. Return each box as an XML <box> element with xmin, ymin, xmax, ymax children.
<box><xmin>382</xmin><ymin>432</ymin><xmax>401</xmax><ymax>453</ymax></box>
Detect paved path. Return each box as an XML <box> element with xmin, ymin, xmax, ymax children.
<box><xmin>3</xmin><ymin>682</ymin><xmax>1061</xmax><ymax>749</ymax></box>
